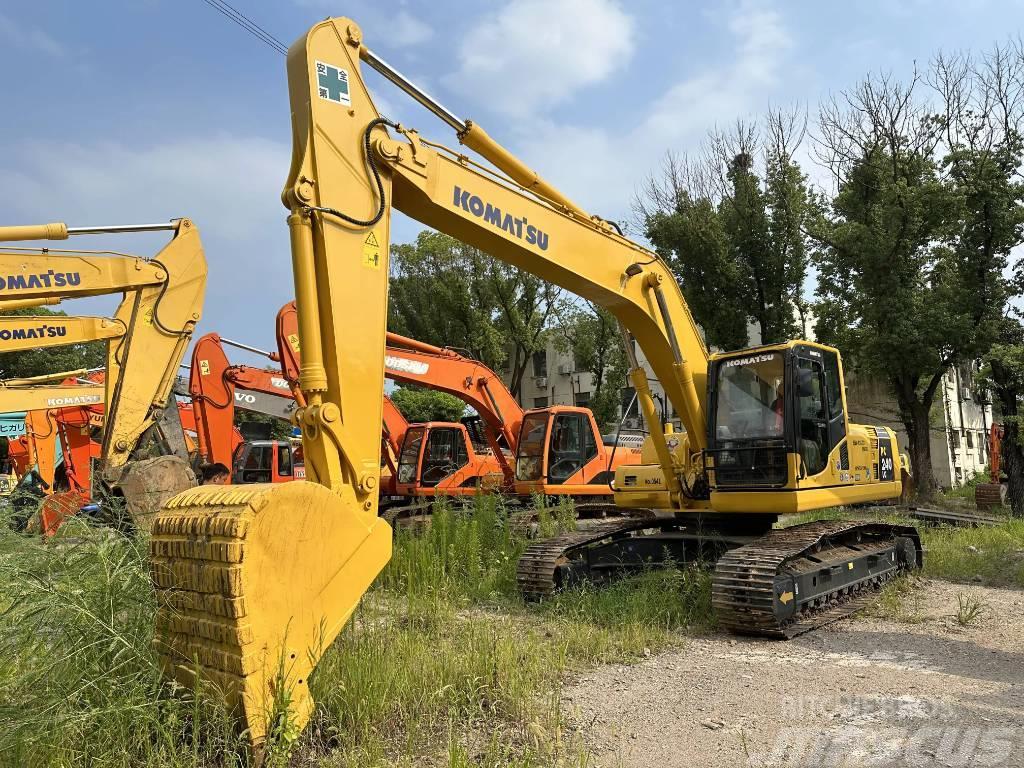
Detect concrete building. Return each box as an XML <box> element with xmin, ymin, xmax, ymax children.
<box><xmin>511</xmin><ymin>339</ymin><xmax>598</xmax><ymax>410</ymax></box>
<box><xmin>844</xmin><ymin>365</ymin><xmax>992</xmax><ymax>489</ymax></box>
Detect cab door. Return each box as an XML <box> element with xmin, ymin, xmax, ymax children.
<box><xmin>791</xmin><ymin>347</ymin><xmax>847</xmax><ymax>482</ymax></box>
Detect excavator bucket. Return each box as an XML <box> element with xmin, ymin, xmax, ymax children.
<box><xmin>149</xmin><ymin>481</ymin><xmax>391</xmax><ymax>744</ymax></box>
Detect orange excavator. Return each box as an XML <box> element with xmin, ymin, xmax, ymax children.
<box><xmin>976</xmin><ymin>424</ymin><xmax>1006</xmax><ymax>509</ymax></box>
<box><xmin>381</xmin><ymin>331</ymin><xmax>642</xmax><ymax>502</ymax></box>
<box><xmin>278</xmin><ymin>301</ymin><xmax>641</xmax><ymax>508</ymax></box>
<box><xmin>188</xmin><ymin>332</ymin><xmax>302</xmax><ymax>484</ymax></box>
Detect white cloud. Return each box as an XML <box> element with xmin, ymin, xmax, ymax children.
<box><xmin>0</xmin><ymin>12</ymin><xmax>65</xmax><ymax>58</ymax></box>
<box><xmin>443</xmin><ymin>0</ymin><xmax>635</xmax><ymax>115</ymax></box>
<box><xmin>392</xmin><ymin>11</ymin><xmax>432</xmax><ymax>46</ymax></box>
<box><xmin>509</xmin><ymin>1</ymin><xmax>794</xmax><ymax>219</ymax></box>
<box><xmin>0</xmin><ymin>136</ymin><xmax>296</xmax><ymax>351</ymax></box>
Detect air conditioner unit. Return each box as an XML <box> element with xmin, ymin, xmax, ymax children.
<box><xmin>534</xmin><ymin>376</ymin><xmax>548</xmax><ymax>388</ymax></box>
<box><xmin>557</xmin><ymin>364</ymin><xmax>572</xmax><ymax>375</ymax></box>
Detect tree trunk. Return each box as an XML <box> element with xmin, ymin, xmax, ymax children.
<box><xmin>899</xmin><ymin>398</ymin><xmax>939</xmax><ymax>501</ymax></box>
<box><xmin>993</xmin><ymin>375</ymin><xmax>1024</xmax><ymax>517</ymax></box>
<box><xmin>1001</xmin><ymin>419</ymin><xmax>1024</xmax><ymax>517</ymax></box>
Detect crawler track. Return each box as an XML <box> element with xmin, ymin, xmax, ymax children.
<box><xmin>712</xmin><ymin>520</ymin><xmax>922</xmax><ymax>638</ymax></box>
<box><xmin>516</xmin><ymin>517</ymin><xmax>923</xmax><ymax>638</ymax></box>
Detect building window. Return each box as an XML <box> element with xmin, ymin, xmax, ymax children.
<box><xmin>952</xmin><ymin>432</ymin><xmax>961</xmax><ymax>449</ymax></box>
<box><xmin>966</xmin><ymin>431</ymin><xmax>974</xmax><ymax>449</ymax></box>
<box><xmin>575</xmin><ymin>391</ymin><xmax>591</xmax><ymax>407</ymax></box>
<box><xmin>533</xmin><ymin>396</ymin><xmax>549</xmax><ymax>408</ymax></box>
<box><xmin>532</xmin><ymin>350</ymin><xmax>547</xmax><ymax>378</ymax></box>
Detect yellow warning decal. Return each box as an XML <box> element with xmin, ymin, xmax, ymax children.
<box><xmin>778</xmin><ymin>591</ymin><xmax>794</xmax><ymax>605</ymax></box>
<box><xmin>199</xmin><ymin>360</ymin><xmax>210</xmax><ymax>376</ymax></box>
<box><xmin>288</xmin><ymin>333</ymin><xmax>301</xmax><ymax>353</ymax></box>
<box><xmin>848</xmin><ymin>562</ymin><xmax>854</xmax><ymax>570</ymax></box>
<box><xmin>362</xmin><ymin>230</ymin><xmax>383</xmax><ymax>270</ymax></box>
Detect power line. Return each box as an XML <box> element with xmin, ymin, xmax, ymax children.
<box><xmin>199</xmin><ymin>0</ymin><xmax>288</xmax><ymax>55</ymax></box>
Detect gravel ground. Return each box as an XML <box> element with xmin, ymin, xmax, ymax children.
<box><xmin>561</xmin><ymin>580</ymin><xmax>1024</xmax><ymax>768</ymax></box>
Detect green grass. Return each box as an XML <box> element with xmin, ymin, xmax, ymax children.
<box><xmin>920</xmin><ymin>517</ymin><xmax>1024</xmax><ymax>587</ymax></box>
<box><xmin>0</xmin><ymin>494</ymin><xmax>712</xmax><ymax>768</ymax></box>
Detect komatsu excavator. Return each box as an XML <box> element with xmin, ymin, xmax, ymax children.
<box><xmin>151</xmin><ymin>17</ymin><xmax>922</xmax><ymax>743</ymax></box>
<box><xmin>0</xmin><ymin>219</ymin><xmax>207</xmax><ymax>528</ymax></box>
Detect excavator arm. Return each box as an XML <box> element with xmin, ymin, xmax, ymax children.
<box><xmin>383</xmin><ymin>331</ymin><xmax>521</xmax><ymax>484</ymax></box>
<box><xmin>0</xmin><ymin>220</ymin><xmax>207</xmax><ymax>526</ymax></box>
<box><xmin>0</xmin><ymin>315</ymin><xmax>125</xmax><ymax>351</ymax></box>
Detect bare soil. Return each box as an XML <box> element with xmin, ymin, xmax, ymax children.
<box><xmin>561</xmin><ymin>580</ymin><xmax>1024</xmax><ymax>768</ymax></box>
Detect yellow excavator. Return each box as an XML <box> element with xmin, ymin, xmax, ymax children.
<box><xmin>0</xmin><ymin>219</ymin><xmax>207</xmax><ymax>528</ymax></box>
<box><xmin>150</xmin><ymin>17</ymin><xmax>922</xmax><ymax>744</ymax></box>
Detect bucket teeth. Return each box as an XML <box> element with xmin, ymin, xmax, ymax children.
<box><xmin>149</xmin><ymin>482</ymin><xmax>392</xmax><ymax>745</ymax></box>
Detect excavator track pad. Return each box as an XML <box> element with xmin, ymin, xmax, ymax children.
<box><xmin>712</xmin><ymin>520</ymin><xmax>922</xmax><ymax>638</ymax></box>
<box><xmin>150</xmin><ymin>481</ymin><xmax>392</xmax><ymax>745</ymax></box>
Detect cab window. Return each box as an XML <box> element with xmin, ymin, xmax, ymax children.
<box><xmin>796</xmin><ymin>358</ymin><xmax>828</xmax><ymax>476</ymax></box>
<box><xmin>547</xmin><ymin>413</ymin><xmax>598</xmax><ymax>484</ymax></box>
<box><xmin>277</xmin><ymin>443</ymin><xmax>292</xmax><ymax>477</ymax></box>
<box><xmin>397</xmin><ymin>428</ymin><xmax>424</xmax><ymax>484</ymax></box>
<box><xmin>421</xmin><ymin>427</ymin><xmax>469</xmax><ymax>487</ymax></box>
<box><xmin>515</xmin><ymin>414</ymin><xmax>548</xmax><ymax>481</ymax></box>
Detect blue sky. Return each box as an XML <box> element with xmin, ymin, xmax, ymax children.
<box><xmin>2</xmin><ymin>0</ymin><xmax>1023</xmax><ymax>363</ymax></box>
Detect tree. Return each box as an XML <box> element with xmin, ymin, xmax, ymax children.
<box><xmin>390</xmin><ymin>386</ymin><xmax>466</xmax><ymax>423</ymax></box>
<box><xmin>555</xmin><ymin>302</ymin><xmax>628</xmax><ymax>429</ymax></box>
<box><xmin>0</xmin><ymin>307</ymin><xmax>106</xmax><ymax>379</ymax></box>
<box><xmin>389</xmin><ymin>231</ymin><xmax>506</xmax><ymax>368</ymax></box>
<box><xmin>389</xmin><ymin>230</ymin><xmax>564</xmax><ymax>400</ymax></box>
<box><xmin>639</xmin><ymin>109</ymin><xmax>814</xmax><ymax>350</ymax></box>
<box><xmin>812</xmin><ymin>58</ymin><xmax>1023</xmax><ymax>498</ymax></box>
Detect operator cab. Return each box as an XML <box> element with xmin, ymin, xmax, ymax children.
<box><xmin>232</xmin><ymin>439</ymin><xmax>304</xmax><ymax>484</ymax></box>
<box><xmin>395</xmin><ymin>423</ymin><xmax>472</xmax><ymax>489</ymax></box>
<box><xmin>707</xmin><ymin>342</ymin><xmax>848</xmax><ymax>493</ymax></box>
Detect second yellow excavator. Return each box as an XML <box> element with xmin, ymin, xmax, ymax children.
<box><xmin>150</xmin><ymin>16</ymin><xmax>922</xmax><ymax>744</ymax></box>
<box><xmin>0</xmin><ymin>219</ymin><xmax>207</xmax><ymax>528</ymax></box>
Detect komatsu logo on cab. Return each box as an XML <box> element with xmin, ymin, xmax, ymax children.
<box><xmin>0</xmin><ymin>324</ymin><xmax>68</xmax><ymax>341</ymax></box>
<box><xmin>453</xmin><ymin>187</ymin><xmax>549</xmax><ymax>250</ymax></box>
<box><xmin>0</xmin><ymin>271</ymin><xmax>81</xmax><ymax>291</ymax></box>
<box><xmin>724</xmin><ymin>353</ymin><xmax>777</xmax><ymax>368</ymax></box>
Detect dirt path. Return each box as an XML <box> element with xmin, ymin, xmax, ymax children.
<box><xmin>561</xmin><ymin>580</ymin><xmax>1024</xmax><ymax>767</ymax></box>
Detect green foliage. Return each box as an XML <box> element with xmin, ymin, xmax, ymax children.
<box><xmin>390</xmin><ymin>385</ymin><xmax>466</xmax><ymax>423</ymax></box>
<box><xmin>388</xmin><ymin>232</ymin><xmax>507</xmax><ymax>370</ymax></box>
<box><xmin>389</xmin><ymin>232</ymin><xmax>563</xmax><ymax>398</ymax></box>
<box><xmin>954</xmin><ymin>591</ymin><xmax>986</xmax><ymax>626</ymax></box>
<box><xmin>554</xmin><ymin>302</ymin><xmax>628</xmax><ymax>429</ymax></box>
<box><xmin>0</xmin><ymin>513</ymin><xmax>246</xmax><ymax>767</ymax></box>
<box><xmin>233</xmin><ymin>410</ymin><xmax>294</xmax><ymax>441</ymax></box>
<box><xmin>921</xmin><ymin>516</ymin><xmax>1024</xmax><ymax>587</ymax></box>
<box><xmin>642</xmin><ymin>114</ymin><xmax>814</xmax><ymax>349</ymax></box>
<box><xmin>812</xmin><ymin>64</ymin><xmax>1023</xmax><ymax>497</ymax></box>
<box><xmin>0</xmin><ymin>307</ymin><xmax>106</xmax><ymax>379</ymax></box>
